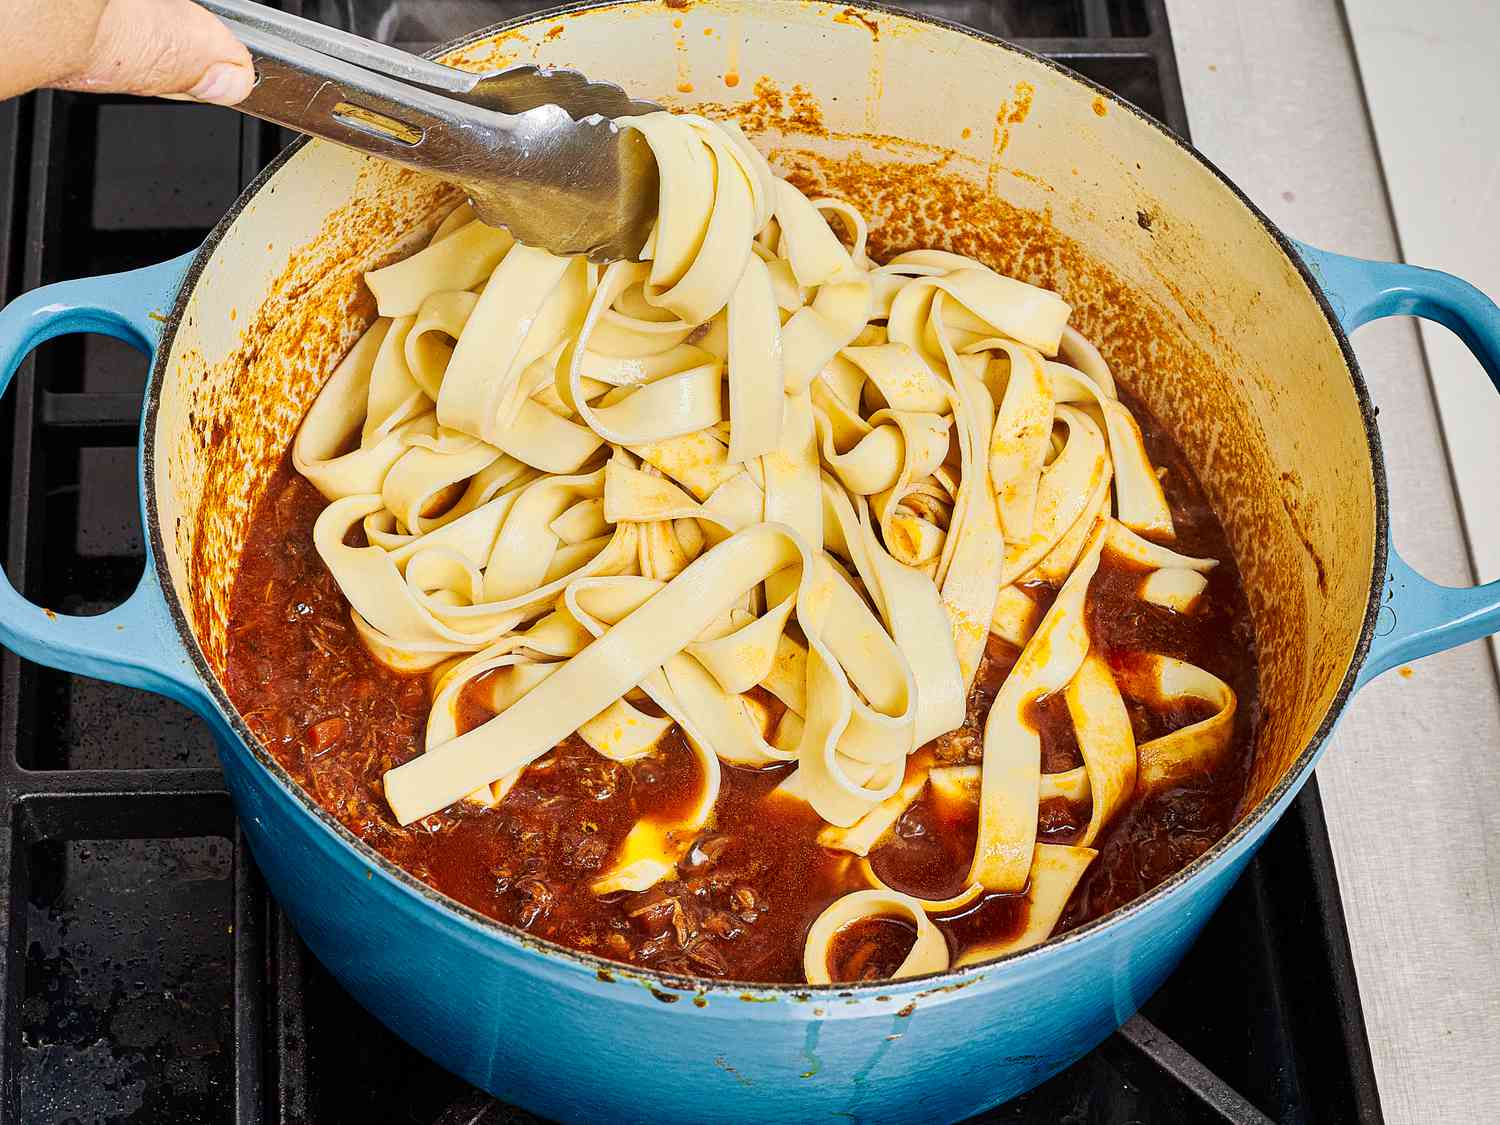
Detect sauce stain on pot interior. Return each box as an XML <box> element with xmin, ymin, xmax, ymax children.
<box><xmin>180</xmin><ymin>165</ymin><xmax>459</xmax><ymax>671</ymax></box>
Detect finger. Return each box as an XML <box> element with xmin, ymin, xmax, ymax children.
<box><xmin>58</xmin><ymin>0</ymin><xmax>254</xmax><ymax>105</ymax></box>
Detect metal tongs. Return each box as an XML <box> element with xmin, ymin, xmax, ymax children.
<box><xmin>200</xmin><ymin>0</ymin><xmax>662</xmax><ymax>262</ymax></box>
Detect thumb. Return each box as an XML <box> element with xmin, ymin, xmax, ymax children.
<box><xmin>60</xmin><ymin>0</ymin><xmax>255</xmax><ymax>105</ymax></box>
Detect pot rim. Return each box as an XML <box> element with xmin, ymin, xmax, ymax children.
<box><xmin>140</xmin><ymin>0</ymin><xmax>1387</xmax><ymax>997</ymax></box>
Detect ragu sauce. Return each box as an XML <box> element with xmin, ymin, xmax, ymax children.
<box><xmin>224</xmin><ymin>389</ymin><xmax>1259</xmax><ymax>984</ymax></box>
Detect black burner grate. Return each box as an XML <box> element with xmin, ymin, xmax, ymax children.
<box><xmin>0</xmin><ymin>2</ymin><xmax>1381</xmax><ymax>1122</ymax></box>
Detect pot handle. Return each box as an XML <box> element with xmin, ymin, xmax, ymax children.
<box><xmin>1295</xmin><ymin>239</ymin><xmax>1500</xmax><ymax>686</ymax></box>
<box><xmin>0</xmin><ymin>254</ymin><xmax>213</xmax><ymax>710</ymax></box>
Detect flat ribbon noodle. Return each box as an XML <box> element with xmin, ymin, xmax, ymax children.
<box><xmin>561</xmin><ymin>579</ymin><xmax>724</xmax><ymax>895</ymax></box>
<box><xmin>968</xmin><ymin>523</ymin><xmax>1106</xmax><ymax>892</ymax></box>
<box><xmin>365</xmin><ymin>217</ymin><xmax>513</xmax><ymax>316</ymax></box>
<box><xmin>1121</xmin><ymin>655</ymin><xmax>1237</xmax><ymax>798</ymax></box>
<box><xmin>802</xmin><ymin>889</ymin><xmax>949</xmax><ymax>984</ymax></box>
<box><xmin>954</xmin><ymin>845</ymin><xmax>1096</xmax><ymax>966</ymax></box>
<box><xmin>1064</xmin><ymin>651</ymin><xmax>1136</xmax><ymax>847</ymax></box>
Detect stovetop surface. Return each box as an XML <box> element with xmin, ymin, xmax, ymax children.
<box><xmin>0</xmin><ymin>2</ymin><xmax>1380</xmax><ymax>1122</ymax></box>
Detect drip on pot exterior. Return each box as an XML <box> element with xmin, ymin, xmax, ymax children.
<box><xmin>224</xmin><ymin>110</ymin><xmax>1259</xmax><ymax>984</ymax></box>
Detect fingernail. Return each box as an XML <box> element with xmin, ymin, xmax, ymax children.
<box><xmin>190</xmin><ymin>62</ymin><xmax>255</xmax><ymax>106</ymax></box>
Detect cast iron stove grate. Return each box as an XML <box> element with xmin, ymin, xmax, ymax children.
<box><xmin>0</xmin><ymin>2</ymin><xmax>1381</xmax><ymax>1122</ymax></box>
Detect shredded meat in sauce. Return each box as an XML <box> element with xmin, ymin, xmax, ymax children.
<box><xmin>225</xmin><ymin>389</ymin><xmax>1258</xmax><ymax>983</ymax></box>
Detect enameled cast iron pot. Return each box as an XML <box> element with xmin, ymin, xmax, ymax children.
<box><xmin>2</xmin><ymin>3</ymin><xmax>1499</xmax><ymax>1120</ymax></box>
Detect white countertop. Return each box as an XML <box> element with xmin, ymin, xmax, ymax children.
<box><xmin>1164</xmin><ymin>1</ymin><xmax>1500</xmax><ymax>1122</ymax></box>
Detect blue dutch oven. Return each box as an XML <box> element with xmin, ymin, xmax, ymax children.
<box><xmin>0</xmin><ymin>2</ymin><xmax>1497</xmax><ymax>1121</ymax></box>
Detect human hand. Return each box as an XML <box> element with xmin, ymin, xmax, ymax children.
<box><xmin>1</xmin><ymin>0</ymin><xmax>253</xmax><ymax>105</ymax></box>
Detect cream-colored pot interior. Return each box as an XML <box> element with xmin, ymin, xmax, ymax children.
<box><xmin>151</xmin><ymin>0</ymin><xmax>1375</xmax><ymax>822</ymax></box>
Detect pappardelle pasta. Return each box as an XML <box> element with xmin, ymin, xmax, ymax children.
<box><xmin>224</xmin><ymin>111</ymin><xmax>1257</xmax><ymax>984</ymax></box>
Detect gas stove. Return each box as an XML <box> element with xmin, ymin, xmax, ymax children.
<box><xmin>0</xmin><ymin>2</ymin><xmax>1382</xmax><ymax>1121</ymax></box>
